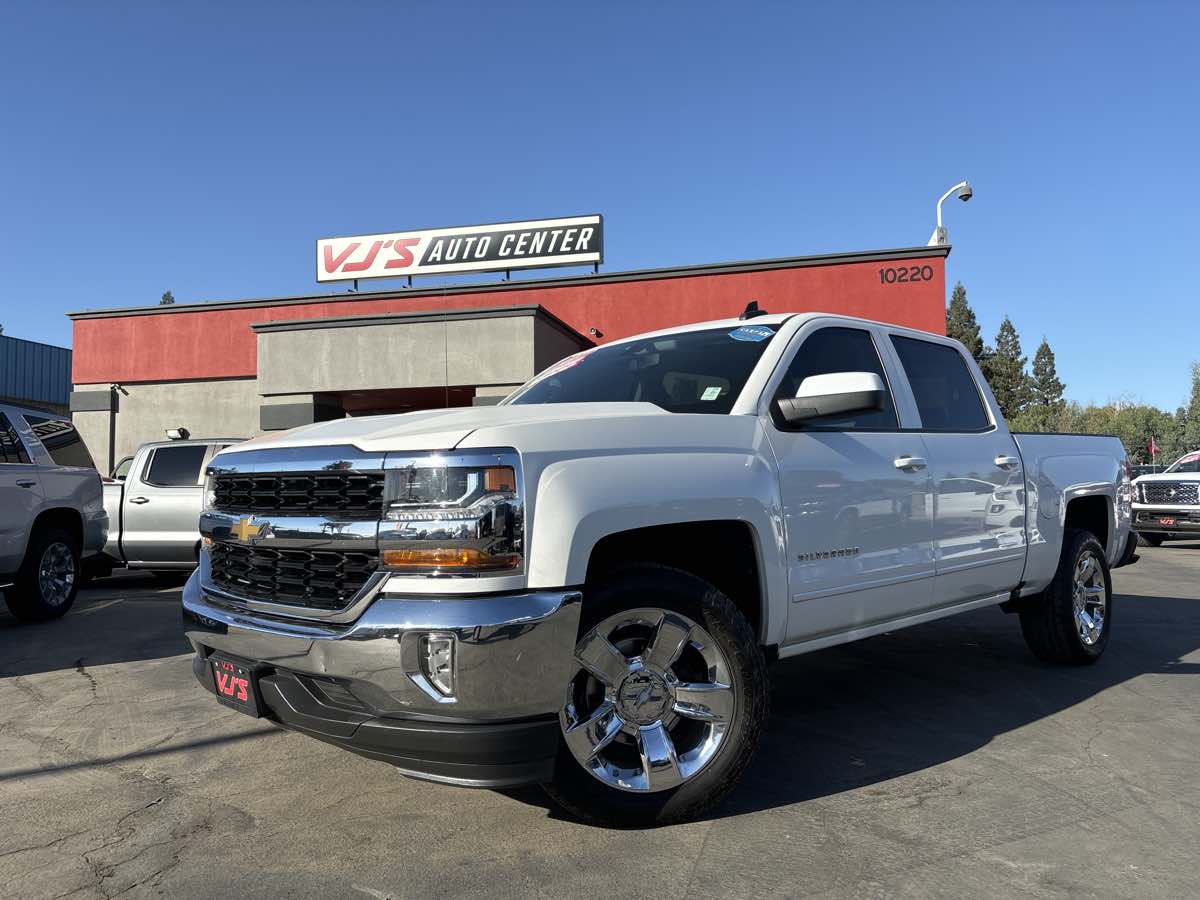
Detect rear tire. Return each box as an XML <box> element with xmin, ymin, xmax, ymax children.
<box><xmin>5</xmin><ymin>528</ymin><xmax>81</xmax><ymax>622</ymax></box>
<box><xmin>1019</xmin><ymin>529</ymin><xmax>1111</xmax><ymax>665</ymax></box>
<box><xmin>542</xmin><ymin>564</ymin><xmax>768</xmax><ymax>827</ymax></box>
<box><xmin>1138</xmin><ymin>532</ymin><xmax>1165</xmax><ymax>547</ymax></box>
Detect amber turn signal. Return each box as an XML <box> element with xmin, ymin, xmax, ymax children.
<box><xmin>382</xmin><ymin>547</ymin><xmax>521</xmax><ymax>571</ymax></box>
<box><xmin>483</xmin><ymin>466</ymin><xmax>516</xmax><ymax>493</ymax></box>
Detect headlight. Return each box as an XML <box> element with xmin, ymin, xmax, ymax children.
<box><xmin>378</xmin><ymin>450</ymin><xmax>523</xmax><ymax>575</ymax></box>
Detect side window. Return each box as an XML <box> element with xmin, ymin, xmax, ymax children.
<box><xmin>0</xmin><ymin>412</ymin><xmax>32</xmax><ymax>464</ymax></box>
<box><xmin>890</xmin><ymin>336</ymin><xmax>991</xmax><ymax>431</ymax></box>
<box><xmin>144</xmin><ymin>445</ymin><xmax>209</xmax><ymax>487</ymax></box>
<box><xmin>773</xmin><ymin>327</ymin><xmax>898</xmax><ymax>429</ymax></box>
<box><xmin>22</xmin><ymin>414</ymin><xmax>96</xmax><ymax>469</ymax></box>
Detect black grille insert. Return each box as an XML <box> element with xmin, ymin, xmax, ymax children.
<box><xmin>1139</xmin><ymin>482</ymin><xmax>1199</xmax><ymax>505</ymax></box>
<box><xmin>212</xmin><ymin>472</ymin><xmax>384</xmax><ymax>517</ymax></box>
<box><xmin>208</xmin><ymin>542</ymin><xmax>377</xmax><ymax>610</ymax></box>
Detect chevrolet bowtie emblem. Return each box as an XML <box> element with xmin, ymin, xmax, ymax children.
<box><xmin>231</xmin><ymin>517</ymin><xmax>262</xmax><ymax>542</ymax></box>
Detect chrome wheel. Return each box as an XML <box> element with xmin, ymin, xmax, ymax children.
<box><xmin>38</xmin><ymin>541</ymin><xmax>76</xmax><ymax>608</ymax></box>
<box><xmin>1072</xmin><ymin>549</ymin><xmax>1106</xmax><ymax>646</ymax></box>
<box><xmin>560</xmin><ymin>608</ymin><xmax>735</xmax><ymax>794</ymax></box>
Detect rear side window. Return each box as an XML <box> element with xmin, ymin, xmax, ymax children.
<box><xmin>144</xmin><ymin>444</ymin><xmax>208</xmax><ymax>486</ymax></box>
<box><xmin>22</xmin><ymin>414</ymin><xmax>96</xmax><ymax>468</ymax></box>
<box><xmin>890</xmin><ymin>336</ymin><xmax>991</xmax><ymax>431</ymax></box>
<box><xmin>0</xmin><ymin>413</ymin><xmax>31</xmax><ymax>464</ymax></box>
<box><xmin>773</xmin><ymin>327</ymin><xmax>898</xmax><ymax>429</ymax></box>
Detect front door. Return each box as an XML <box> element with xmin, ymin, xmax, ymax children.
<box><xmin>764</xmin><ymin>325</ymin><xmax>936</xmax><ymax>646</ymax></box>
<box><xmin>0</xmin><ymin>411</ymin><xmax>42</xmax><ymax>574</ymax></box>
<box><xmin>121</xmin><ymin>443</ymin><xmax>210</xmax><ymax>565</ymax></box>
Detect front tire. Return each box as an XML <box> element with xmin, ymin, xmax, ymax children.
<box><xmin>5</xmin><ymin>528</ymin><xmax>81</xmax><ymax>622</ymax></box>
<box><xmin>1138</xmin><ymin>532</ymin><xmax>1166</xmax><ymax>547</ymax></box>
<box><xmin>543</xmin><ymin>564</ymin><xmax>768</xmax><ymax>827</ymax></box>
<box><xmin>1019</xmin><ymin>529</ymin><xmax>1111</xmax><ymax>665</ymax></box>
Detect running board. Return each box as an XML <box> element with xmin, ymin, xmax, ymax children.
<box><xmin>778</xmin><ymin>592</ymin><xmax>1010</xmax><ymax>659</ymax></box>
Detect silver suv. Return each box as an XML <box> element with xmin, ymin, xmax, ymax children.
<box><xmin>0</xmin><ymin>402</ymin><xmax>107</xmax><ymax>621</ymax></box>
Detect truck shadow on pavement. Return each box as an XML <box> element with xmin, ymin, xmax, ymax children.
<box><xmin>508</xmin><ymin>587</ymin><xmax>1200</xmax><ymax>823</ymax></box>
<box><xmin>0</xmin><ymin>572</ymin><xmax>192</xmax><ymax>678</ymax></box>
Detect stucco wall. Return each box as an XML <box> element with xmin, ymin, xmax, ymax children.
<box><xmin>257</xmin><ymin>314</ymin><xmax>585</xmax><ymax>396</ymax></box>
<box><xmin>72</xmin><ymin>378</ymin><xmax>259</xmax><ymax>469</ymax></box>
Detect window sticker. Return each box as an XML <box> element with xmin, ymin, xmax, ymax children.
<box><xmin>729</xmin><ymin>325</ymin><xmax>774</xmax><ymax>342</ymax></box>
<box><xmin>701</xmin><ymin>386</ymin><xmax>722</xmax><ymax>401</ymax></box>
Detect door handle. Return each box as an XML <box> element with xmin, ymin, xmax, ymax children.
<box><xmin>16</xmin><ymin>479</ymin><xmax>36</xmax><ymax>488</ymax></box>
<box><xmin>894</xmin><ymin>456</ymin><xmax>928</xmax><ymax>472</ymax></box>
<box><xmin>994</xmin><ymin>455</ymin><xmax>1021</xmax><ymax>470</ymax></box>
<box><xmin>129</xmin><ymin>496</ymin><xmax>150</xmax><ymax>504</ymax></box>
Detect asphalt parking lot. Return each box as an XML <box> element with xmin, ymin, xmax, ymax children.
<box><xmin>2</xmin><ymin>547</ymin><xmax>1198</xmax><ymax>900</ymax></box>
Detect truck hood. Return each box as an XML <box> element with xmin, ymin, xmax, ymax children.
<box><xmin>224</xmin><ymin>402</ymin><xmax>670</xmax><ymax>454</ymax></box>
<box><xmin>1135</xmin><ymin>472</ymin><xmax>1200</xmax><ymax>483</ymax></box>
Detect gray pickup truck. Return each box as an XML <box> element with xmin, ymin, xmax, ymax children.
<box><xmin>93</xmin><ymin>437</ymin><xmax>241</xmax><ymax>579</ymax></box>
<box><xmin>0</xmin><ymin>403</ymin><xmax>107</xmax><ymax>621</ymax></box>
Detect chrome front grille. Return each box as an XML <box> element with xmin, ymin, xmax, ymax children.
<box><xmin>208</xmin><ymin>542</ymin><xmax>378</xmax><ymax>611</ymax></box>
<box><xmin>1139</xmin><ymin>482</ymin><xmax>1199</xmax><ymax>505</ymax></box>
<box><xmin>212</xmin><ymin>472</ymin><xmax>385</xmax><ymax>517</ymax></box>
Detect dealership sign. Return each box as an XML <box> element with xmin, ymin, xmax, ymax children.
<box><xmin>316</xmin><ymin>214</ymin><xmax>603</xmax><ymax>283</ymax></box>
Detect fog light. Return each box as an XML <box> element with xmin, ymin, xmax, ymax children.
<box><xmin>420</xmin><ymin>633</ymin><xmax>455</xmax><ymax>697</ymax></box>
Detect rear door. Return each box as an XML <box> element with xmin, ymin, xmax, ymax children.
<box><xmin>763</xmin><ymin>322</ymin><xmax>936</xmax><ymax>645</ymax></box>
<box><xmin>120</xmin><ymin>443</ymin><xmax>210</xmax><ymax>565</ymax></box>
<box><xmin>0</xmin><ymin>410</ymin><xmax>43</xmax><ymax>574</ymax></box>
<box><xmin>885</xmin><ymin>334</ymin><xmax>1027</xmax><ymax>606</ymax></box>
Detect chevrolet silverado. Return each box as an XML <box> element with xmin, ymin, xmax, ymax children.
<box><xmin>183</xmin><ymin>311</ymin><xmax>1136</xmax><ymax>826</ymax></box>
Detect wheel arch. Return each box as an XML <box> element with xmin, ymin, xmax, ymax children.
<box><xmin>29</xmin><ymin>507</ymin><xmax>84</xmax><ymax>554</ymax></box>
<box><xmin>525</xmin><ymin>452</ymin><xmax>788</xmax><ymax>647</ymax></box>
<box><xmin>584</xmin><ymin>521</ymin><xmax>769</xmax><ymax>643</ymax></box>
<box><xmin>1064</xmin><ymin>494</ymin><xmax>1111</xmax><ymax>552</ymax></box>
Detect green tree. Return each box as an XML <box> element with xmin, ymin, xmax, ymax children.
<box><xmin>945</xmin><ymin>281</ymin><xmax>984</xmax><ymax>361</ymax></box>
<box><xmin>1183</xmin><ymin>362</ymin><xmax>1200</xmax><ymax>451</ymax></box>
<box><xmin>160</xmin><ymin>290</ymin><xmax>175</xmax><ymax>305</ymax></box>
<box><xmin>988</xmin><ymin>316</ymin><xmax>1029</xmax><ymax>419</ymax></box>
<box><xmin>1015</xmin><ymin>338</ymin><xmax>1067</xmax><ymax>432</ymax></box>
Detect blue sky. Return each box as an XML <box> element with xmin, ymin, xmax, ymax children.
<box><xmin>0</xmin><ymin>2</ymin><xmax>1195</xmax><ymax>410</ymax></box>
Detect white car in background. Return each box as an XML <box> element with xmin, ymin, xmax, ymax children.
<box><xmin>1132</xmin><ymin>451</ymin><xmax>1200</xmax><ymax>545</ymax></box>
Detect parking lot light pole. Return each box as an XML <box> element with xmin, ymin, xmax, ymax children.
<box><xmin>927</xmin><ymin>180</ymin><xmax>973</xmax><ymax>246</ymax></box>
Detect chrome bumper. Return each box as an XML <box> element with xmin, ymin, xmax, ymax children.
<box><xmin>182</xmin><ymin>571</ymin><xmax>582</xmax><ymax>722</ymax></box>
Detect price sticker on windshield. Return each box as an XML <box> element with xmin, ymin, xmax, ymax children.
<box><xmin>729</xmin><ymin>325</ymin><xmax>774</xmax><ymax>342</ymax></box>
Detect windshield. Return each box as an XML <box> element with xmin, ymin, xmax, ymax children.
<box><xmin>507</xmin><ymin>324</ymin><xmax>780</xmax><ymax>414</ymax></box>
<box><xmin>1166</xmin><ymin>452</ymin><xmax>1200</xmax><ymax>473</ymax></box>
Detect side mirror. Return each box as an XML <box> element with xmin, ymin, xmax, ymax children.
<box><xmin>775</xmin><ymin>372</ymin><xmax>886</xmax><ymax>426</ymax></box>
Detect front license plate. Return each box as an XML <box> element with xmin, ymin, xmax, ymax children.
<box><xmin>1159</xmin><ymin>517</ymin><xmax>1177</xmax><ymax>526</ymax></box>
<box><xmin>209</xmin><ymin>655</ymin><xmax>263</xmax><ymax>717</ymax></box>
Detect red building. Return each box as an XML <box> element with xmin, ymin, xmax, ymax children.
<box><xmin>67</xmin><ymin>244</ymin><xmax>948</xmax><ymax>469</ymax></box>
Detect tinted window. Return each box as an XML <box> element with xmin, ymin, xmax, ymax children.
<box><xmin>0</xmin><ymin>412</ymin><xmax>31</xmax><ymax>464</ymax></box>
<box><xmin>773</xmin><ymin>327</ymin><xmax>898</xmax><ymax>429</ymax></box>
<box><xmin>22</xmin><ymin>414</ymin><xmax>96</xmax><ymax>468</ymax></box>
<box><xmin>145</xmin><ymin>445</ymin><xmax>208</xmax><ymax>486</ymax></box>
<box><xmin>509</xmin><ymin>325</ymin><xmax>779</xmax><ymax>414</ymax></box>
<box><xmin>891</xmin><ymin>336</ymin><xmax>990</xmax><ymax>431</ymax></box>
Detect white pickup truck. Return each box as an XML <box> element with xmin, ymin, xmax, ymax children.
<box><xmin>183</xmin><ymin>311</ymin><xmax>1136</xmax><ymax>826</ymax></box>
<box><xmin>1132</xmin><ymin>450</ymin><xmax>1200</xmax><ymax>545</ymax></box>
